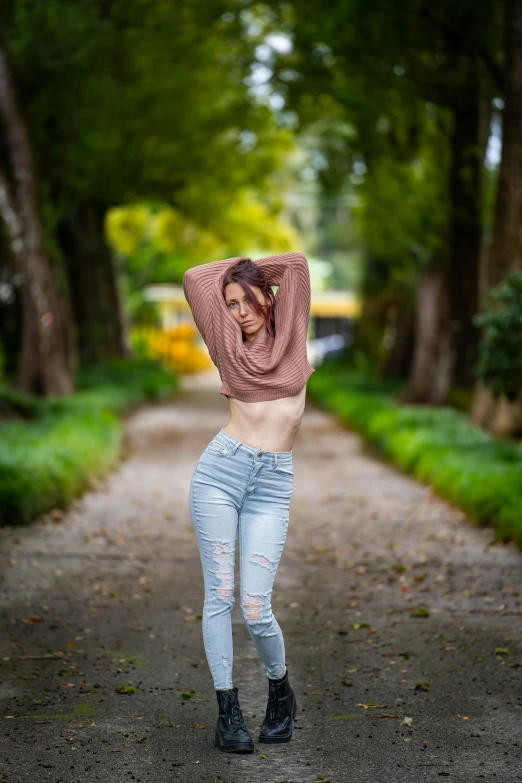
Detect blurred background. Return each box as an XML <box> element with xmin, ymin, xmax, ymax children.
<box><xmin>1</xmin><ymin>0</ymin><xmax>521</xmax><ymax>534</ymax></box>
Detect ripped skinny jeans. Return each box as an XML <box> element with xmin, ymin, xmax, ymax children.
<box><xmin>188</xmin><ymin>428</ymin><xmax>293</xmax><ymax>690</ymax></box>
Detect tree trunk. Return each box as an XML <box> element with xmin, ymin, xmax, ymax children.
<box><xmin>470</xmin><ymin>0</ymin><xmax>522</xmax><ymax>435</ymax></box>
<box><xmin>17</xmin><ymin>278</ymin><xmax>42</xmax><ymax>392</ymax></box>
<box><xmin>400</xmin><ymin>258</ymin><xmax>452</xmax><ymax>405</ymax></box>
<box><xmin>351</xmin><ymin>294</ymin><xmax>391</xmax><ymax>375</ymax></box>
<box><xmin>489</xmin><ymin>0</ymin><xmax>522</xmax><ymax>285</ymax></box>
<box><xmin>58</xmin><ymin>204</ymin><xmax>128</xmax><ymax>364</ymax></box>
<box><xmin>447</xmin><ymin>66</ymin><xmax>484</xmax><ymax>390</ymax></box>
<box><xmin>0</xmin><ymin>40</ymin><xmax>73</xmax><ymax>395</ymax></box>
<box><xmin>381</xmin><ymin>299</ymin><xmax>415</xmax><ymax>381</ymax></box>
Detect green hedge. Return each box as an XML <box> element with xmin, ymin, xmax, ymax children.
<box><xmin>0</xmin><ymin>358</ymin><xmax>179</xmax><ymax>526</ymax></box>
<box><xmin>307</xmin><ymin>359</ymin><xmax>522</xmax><ymax>548</ymax></box>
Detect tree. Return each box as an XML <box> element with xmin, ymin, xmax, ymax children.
<box><xmin>471</xmin><ymin>0</ymin><xmax>522</xmax><ymax>434</ymax></box>
<box><xmin>0</xmin><ymin>38</ymin><xmax>73</xmax><ymax>394</ymax></box>
<box><xmin>265</xmin><ymin>0</ymin><xmax>502</xmax><ymax>399</ymax></box>
<box><xmin>488</xmin><ymin>0</ymin><xmax>522</xmax><ymax>287</ymax></box>
<box><xmin>0</xmin><ymin>0</ymin><xmax>291</xmax><ymax>370</ymax></box>
<box><xmin>3</xmin><ymin>0</ymin><xmax>294</xmax><ymax>366</ymax></box>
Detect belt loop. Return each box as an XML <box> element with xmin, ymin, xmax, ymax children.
<box><xmin>274</xmin><ymin>454</ymin><xmax>278</xmax><ymax>470</ymax></box>
<box><xmin>231</xmin><ymin>441</ymin><xmax>240</xmax><ymax>455</ymax></box>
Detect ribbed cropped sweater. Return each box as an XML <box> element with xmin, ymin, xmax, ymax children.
<box><xmin>182</xmin><ymin>251</ymin><xmax>315</xmax><ymax>402</ymax></box>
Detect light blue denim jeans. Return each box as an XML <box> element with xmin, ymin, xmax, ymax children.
<box><xmin>188</xmin><ymin>428</ymin><xmax>294</xmax><ymax>690</ymax></box>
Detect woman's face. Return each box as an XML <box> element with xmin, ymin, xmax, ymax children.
<box><xmin>225</xmin><ymin>282</ymin><xmax>267</xmax><ymax>337</ymax></box>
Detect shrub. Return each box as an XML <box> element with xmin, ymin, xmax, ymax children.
<box><xmin>308</xmin><ymin>361</ymin><xmax>522</xmax><ymax>548</ymax></box>
<box><xmin>0</xmin><ymin>358</ymin><xmax>178</xmax><ymax>525</ymax></box>
<box><xmin>474</xmin><ymin>269</ymin><xmax>522</xmax><ymax>401</ymax></box>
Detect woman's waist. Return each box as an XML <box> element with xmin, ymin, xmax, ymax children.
<box><xmin>221</xmin><ymin>426</ymin><xmax>296</xmax><ymax>454</ymax></box>
<box><xmin>227</xmin><ymin>393</ymin><xmax>304</xmax><ymax>449</ymax></box>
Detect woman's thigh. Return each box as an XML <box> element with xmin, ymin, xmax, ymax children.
<box><xmin>188</xmin><ymin>446</ymin><xmax>248</xmax><ymax>594</ymax></box>
<box><xmin>238</xmin><ymin>466</ymin><xmax>293</xmax><ymax>614</ymax></box>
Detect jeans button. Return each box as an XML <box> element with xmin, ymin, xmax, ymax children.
<box><xmin>257</xmin><ymin>450</ymin><xmax>262</xmax><ymax>457</ymax></box>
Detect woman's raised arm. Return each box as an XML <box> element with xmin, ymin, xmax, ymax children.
<box><xmin>183</xmin><ymin>251</ymin><xmax>312</xmax><ymax>359</ymax></box>
<box><xmin>253</xmin><ymin>251</ymin><xmax>312</xmax><ymax>330</ymax></box>
<box><xmin>182</xmin><ymin>257</ymin><xmax>242</xmax><ymax>362</ymax></box>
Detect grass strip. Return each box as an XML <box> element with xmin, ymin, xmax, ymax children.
<box><xmin>0</xmin><ymin>358</ymin><xmax>178</xmax><ymax>525</ymax></box>
<box><xmin>307</xmin><ymin>359</ymin><xmax>522</xmax><ymax>548</ymax></box>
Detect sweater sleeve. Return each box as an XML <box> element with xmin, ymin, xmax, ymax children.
<box><xmin>182</xmin><ymin>256</ymin><xmax>243</xmax><ymax>363</ymax></box>
<box><xmin>253</xmin><ymin>251</ymin><xmax>312</xmax><ymax>332</ymax></box>
<box><xmin>183</xmin><ymin>251</ymin><xmax>312</xmax><ymax>365</ymax></box>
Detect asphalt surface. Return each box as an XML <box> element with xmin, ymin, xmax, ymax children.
<box><xmin>1</xmin><ymin>371</ymin><xmax>521</xmax><ymax>783</ymax></box>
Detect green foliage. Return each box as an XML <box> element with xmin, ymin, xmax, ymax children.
<box><xmin>8</xmin><ymin>0</ymin><xmax>292</xmax><ymax>221</ymax></box>
<box><xmin>74</xmin><ymin>357</ymin><xmax>178</xmax><ymax>410</ymax></box>
<box><xmin>0</xmin><ymin>384</ymin><xmax>46</xmax><ymax>419</ymax></box>
<box><xmin>105</xmin><ymin>196</ymin><xmax>299</xmax><ymax>296</ymax></box>
<box><xmin>123</xmin><ymin>288</ymin><xmax>161</xmax><ymax>328</ymax></box>
<box><xmin>0</xmin><ymin>408</ymin><xmax>121</xmax><ymax>525</ymax></box>
<box><xmin>356</xmin><ymin>123</ymin><xmax>449</xmax><ymax>289</ymax></box>
<box><xmin>268</xmin><ymin>0</ymin><xmax>503</xmax><ymax>319</ymax></box>
<box><xmin>0</xmin><ymin>338</ymin><xmax>5</xmax><ymax>380</ymax></box>
<box><xmin>3</xmin><ymin>1</ymin><xmax>300</xmax><ymax>350</ymax></box>
<box><xmin>308</xmin><ymin>359</ymin><xmax>522</xmax><ymax>548</ymax></box>
<box><xmin>0</xmin><ymin>358</ymin><xmax>178</xmax><ymax>525</ymax></box>
<box><xmin>473</xmin><ymin>270</ymin><xmax>522</xmax><ymax>401</ymax></box>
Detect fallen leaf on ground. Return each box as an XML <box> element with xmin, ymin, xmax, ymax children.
<box><xmin>357</xmin><ymin>703</ymin><xmax>390</xmax><ymax>709</ymax></box>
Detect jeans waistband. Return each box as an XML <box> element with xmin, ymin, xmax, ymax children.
<box><xmin>214</xmin><ymin>429</ymin><xmax>292</xmax><ymax>466</ymax></box>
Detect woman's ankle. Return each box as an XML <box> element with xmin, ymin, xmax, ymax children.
<box><xmin>268</xmin><ymin>668</ymin><xmax>287</xmax><ymax>684</ymax></box>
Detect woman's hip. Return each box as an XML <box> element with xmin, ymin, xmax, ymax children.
<box><xmin>192</xmin><ymin>430</ymin><xmax>293</xmax><ymax>493</ymax></box>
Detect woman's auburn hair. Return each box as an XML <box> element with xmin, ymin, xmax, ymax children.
<box><xmin>222</xmin><ymin>257</ymin><xmax>276</xmax><ymax>338</ymax></box>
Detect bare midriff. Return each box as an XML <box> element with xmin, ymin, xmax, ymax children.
<box><xmin>222</xmin><ymin>385</ymin><xmax>306</xmax><ymax>453</ymax></box>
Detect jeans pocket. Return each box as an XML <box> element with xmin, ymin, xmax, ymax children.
<box><xmin>275</xmin><ymin>464</ymin><xmax>293</xmax><ymax>477</ymax></box>
<box><xmin>204</xmin><ymin>441</ymin><xmax>227</xmax><ymax>456</ymax></box>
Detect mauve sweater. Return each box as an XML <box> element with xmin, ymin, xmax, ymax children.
<box><xmin>182</xmin><ymin>251</ymin><xmax>315</xmax><ymax>402</ymax></box>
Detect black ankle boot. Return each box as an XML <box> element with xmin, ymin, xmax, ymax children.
<box><xmin>214</xmin><ymin>687</ymin><xmax>254</xmax><ymax>753</ymax></box>
<box><xmin>258</xmin><ymin>669</ymin><xmax>297</xmax><ymax>744</ymax></box>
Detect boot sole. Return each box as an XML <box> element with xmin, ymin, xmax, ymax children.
<box><xmin>258</xmin><ymin>699</ymin><xmax>297</xmax><ymax>744</ymax></box>
<box><xmin>258</xmin><ymin>732</ymin><xmax>292</xmax><ymax>744</ymax></box>
<box><xmin>214</xmin><ymin>729</ymin><xmax>254</xmax><ymax>753</ymax></box>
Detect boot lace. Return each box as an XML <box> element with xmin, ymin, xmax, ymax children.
<box><xmin>267</xmin><ymin>688</ymin><xmax>285</xmax><ymax>722</ymax></box>
<box><xmin>227</xmin><ymin>700</ymin><xmax>246</xmax><ymax>729</ymax></box>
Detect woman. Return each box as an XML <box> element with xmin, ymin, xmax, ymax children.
<box><xmin>182</xmin><ymin>252</ymin><xmax>315</xmax><ymax>753</ymax></box>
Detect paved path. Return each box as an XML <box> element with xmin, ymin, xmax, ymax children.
<box><xmin>1</xmin><ymin>373</ymin><xmax>521</xmax><ymax>783</ymax></box>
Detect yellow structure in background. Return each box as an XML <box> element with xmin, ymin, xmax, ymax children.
<box><xmin>144</xmin><ymin>283</ymin><xmax>361</xmax><ymax>325</ymax></box>
<box><xmin>130</xmin><ymin>323</ymin><xmax>212</xmax><ymax>374</ymax></box>
<box><xmin>136</xmin><ymin>283</ymin><xmax>361</xmax><ymax>373</ymax></box>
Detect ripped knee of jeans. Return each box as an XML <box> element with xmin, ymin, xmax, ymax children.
<box><xmin>249</xmin><ymin>552</ymin><xmax>276</xmax><ymax>572</ymax></box>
